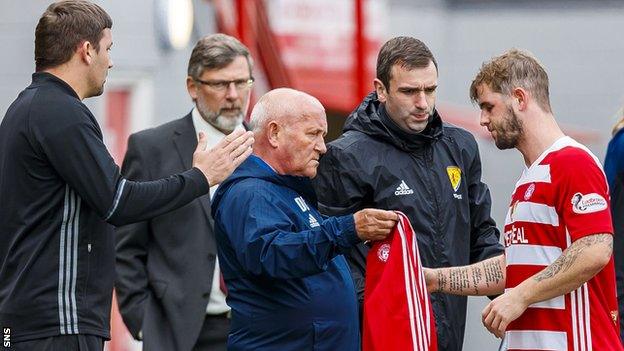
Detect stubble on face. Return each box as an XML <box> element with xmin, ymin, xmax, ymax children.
<box><xmin>381</xmin><ymin>61</ymin><xmax>438</xmax><ymax>134</ymax></box>
<box><xmin>492</xmin><ymin>105</ymin><xmax>523</xmax><ymax>150</ymax></box>
<box><xmin>197</xmin><ymin>100</ymin><xmax>244</xmax><ymax>133</ymax></box>
<box><xmin>86</xmin><ymin>29</ymin><xmax>113</xmax><ymax>98</ymax></box>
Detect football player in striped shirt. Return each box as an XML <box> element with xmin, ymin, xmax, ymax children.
<box><xmin>469</xmin><ymin>49</ymin><xmax>622</xmax><ymax>351</ymax></box>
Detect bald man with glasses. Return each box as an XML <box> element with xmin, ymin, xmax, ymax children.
<box><xmin>114</xmin><ymin>34</ymin><xmax>255</xmax><ymax>351</ymax></box>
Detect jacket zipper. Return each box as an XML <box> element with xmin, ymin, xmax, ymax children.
<box><xmin>423</xmin><ymin>146</ymin><xmax>444</xmax><ymax>265</ymax></box>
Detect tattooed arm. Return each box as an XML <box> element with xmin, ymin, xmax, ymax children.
<box><xmin>482</xmin><ymin>233</ymin><xmax>613</xmax><ymax>338</ymax></box>
<box><xmin>423</xmin><ymin>254</ymin><xmax>506</xmax><ymax>296</ymax></box>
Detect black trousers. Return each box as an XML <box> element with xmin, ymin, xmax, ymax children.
<box><xmin>7</xmin><ymin>334</ymin><xmax>104</xmax><ymax>351</ymax></box>
<box><xmin>192</xmin><ymin>313</ymin><xmax>230</xmax><ymax>351</ymax></box>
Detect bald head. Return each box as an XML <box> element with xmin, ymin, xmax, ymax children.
<box><xmin>249</xmin><ymin>88</ymin><xmax>325</xmax><ymax>132</ymax></box>
<box><xmin>250</xmin><ymin>88</ymin><xmax>328</xmax><ymax>178</ymax></box>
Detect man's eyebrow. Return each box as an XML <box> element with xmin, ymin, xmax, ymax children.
<box><xmin>397</xmin><ymin>84</ymin><xmax>437</xmax><ymax>91</ymax></box>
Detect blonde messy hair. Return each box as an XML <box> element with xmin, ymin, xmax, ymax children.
<box><xmin>470</xmin><ymin>49</ymin><xmax>552</xmax><ymax>113</ymax></box>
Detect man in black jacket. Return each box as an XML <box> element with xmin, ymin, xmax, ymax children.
<box><xmin>115</xmin><ymin>34</ymin><xmax>255</xmax><ymax>351</ymax></box>
<box><xmin>0</xmin><ymin>2</ymin><xmax>252</xmax><ymax>351</ymax></box>
<box><xmin>313</xmin><ymin>36</ymin><xmax>505</xmax><ymax>351</ymax></box>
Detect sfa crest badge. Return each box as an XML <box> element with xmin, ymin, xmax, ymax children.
<box><xmin>447</xmin><ymin>166</ymin><xmax>462</xmax><ymax>192</ymax></box>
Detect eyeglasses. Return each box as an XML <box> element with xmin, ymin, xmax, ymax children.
<box><xmin>194</xmin><ymin>77</ymin><xmax>255</xmax><ymax>91</ymax></box>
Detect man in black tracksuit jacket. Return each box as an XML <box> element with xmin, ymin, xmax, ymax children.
<box><xmin>0</xmin><ymin>2</ymin><xmax>252</xmax><ymax>350</ymax></box>
<box><xmin>314</xmin><ymin>37</ymin><xmax>504</xmax><ymax>351</ymax></box>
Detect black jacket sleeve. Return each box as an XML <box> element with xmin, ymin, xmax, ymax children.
<box><xmin>610</xmin><ymin>172</ymin><xmax>624</xmax><ymax>342</ymax></box>
<box><xmin>314</xmin><ymin>146</ymin><xmax>370</xmax><ymax>308</ymax></box>
<box><xmin>114</xmin><ymin>133</ymin><xmax>152</xmax><ymax>340</ymax></box>
<box><xmin>32</xmin><ymin>103</ymin><xmax>209</xmax><ymax>227</ymax></box>
<box><xmin>466</xmin><ymin>140</ymin><xmax>504</xmax><ymax>263</ymax></box>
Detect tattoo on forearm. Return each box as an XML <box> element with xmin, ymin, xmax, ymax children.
<box><xmin>449</xmin><ymin>267</ymin><xmax>470</xmax><ymax>293</ymax></box>
<box><xmin>483</xmin><ymin>259</ymin><xmax>504</xmax><ymax>287</ymax></box>
<box><xmin>471</xmin><ymin>267</ymin><xmax>483</xmax><ymax>295</ymax></box>
<box><xmin>533</xmin><ymin>234</ymin><xmax>612</xmax><ymax>282</ymax></box>
<box><xmin>437</xmin><ymin>270</ymin><xmax>447</xmax><ymax>293</ymax></box>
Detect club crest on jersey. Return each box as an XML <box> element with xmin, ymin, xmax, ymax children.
<box><xmin>446</xmin><ymin>166</ymin><xmax>461</xmax><ymax>192</ymax></box>
<box><xmin>377</xmin><ymin>244</ymin><xmax>391</xmax><ymax>262</ymax></box>
<box><xmin>570</xmin><ymin>192</ymin><xmax>607</xmax><ymax>214</ymax></box>
<box><xmin>524</xmin><ymin>183</ymin><xmax>535</xmax><ymax>200</ymax></box>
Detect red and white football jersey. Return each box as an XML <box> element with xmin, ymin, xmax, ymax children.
<box><xmin>504</xmin><ymin>136</ymin><xmax>622</xmax><ymax>351</ymax></box>
<box><xmin>363</xmin><ymin>212</ymin><xmax>437</xmax><ymax>351</ymax></box>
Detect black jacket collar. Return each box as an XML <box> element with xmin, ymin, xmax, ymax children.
<box><xmin>344</xmin><ymin>92</ymin><xmax>443</xmax><ymax>153</ymax></box>
<box><xmin>31</xmin><ymin>72</ymin><xmax>80</xmax><ymax>100</ymax></box>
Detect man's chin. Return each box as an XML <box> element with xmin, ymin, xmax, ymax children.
<box><xmin>407</xmin><ymin>121</ymin><xmax>428</xmax><ymax>133</ymax></box>
<box><xmin>305</xmin><ymin>165</ymin><xmax>320</xmax><ymax>179</ymax></box>
<box><xmin>214</xmin><ymin>114</ymin><xmax>244</xmax><ymax>132</ymax></box>
<box><xmin>494</xmin><ymin>138</ymin><xmax>516</xmax><ymax>150</ymax></box>
<box><xmin>85</xmin><ymin>85</ymin><xmax>105</xmax><ymax>99</ymax></box>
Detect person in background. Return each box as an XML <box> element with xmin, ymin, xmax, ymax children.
<box><xmin>313</xmin><ymin>36</ymin><xmax>504</xmax><ymax>351</ymax></box>
<box><xmin>115</xmin><ymin>34</ymin><xmax>255</xmax><ymax>351</ymax></box>
<box><xmin>211</xmin><ymin>88</ymin><xmax>399</xmax><ymax>350</ymax></box>
<box><xmin>604</xmin><ymin>106</ymin><xmax>624</xmax><ymax>343</ymax></box>
<box><xmin>472</xmin><ymin>48</ymin><xmax>621</xmax><ymax>350</ymax></box>
<box><xmin>0</xmin><ymin>2</ymin><xmax>252</xmax><ymax>351</ymax></box>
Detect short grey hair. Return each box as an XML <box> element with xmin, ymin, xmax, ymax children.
<box><xmin>249</xmin><ymin>88</ymin><xmax>324</xmax><ymax>131</ymax></box>
<box><xmin>187</xmin><ymin>33</ymin><xmax>253</xmax><ymax>79</ymax></box>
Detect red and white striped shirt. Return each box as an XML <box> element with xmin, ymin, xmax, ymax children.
<box><xmin>363</xmin><ymin>212</ymin><xmax>437</xmax><ymax>351</ymax></box>
<box><xmin>504</xmin><ymin>136</ymin><xmax>621</xmax><ymax>351</ymax></box>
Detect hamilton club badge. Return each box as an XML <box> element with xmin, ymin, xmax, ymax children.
<box><xmin>446</xmin><ymin>166</ymin><xmax>462</xmax><ymax>192</ymax></box>
<box><xmin>377</xmin><ymin>244</ymin><xmax>391</xmax><ymax>262</ymax></box>
<box><xmin>524</xmin><ymin>183</ymin><xmax>536</xmax><ymax>200</ymax></box>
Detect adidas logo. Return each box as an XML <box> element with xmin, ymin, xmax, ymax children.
<box><xmin>308</xmin><ymin>214</ymin><xmax>320</xmax><ymax>228</ymax></box>
<box><xmin>394</xmin><ymin>180</ymin><xmax>414</xmax><ymax>196</ymax></box>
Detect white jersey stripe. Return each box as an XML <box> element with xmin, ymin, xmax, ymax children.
<box><xmin>505</xmin><ymin>289</ymin><xmax>565</xmax><ymax>309</ymax></box>
<box><xmin>58</xmin><ymin>187</ymin><xmax>81</xmax><ymax>335</ymax></box>
<box><xmin>398</xmin><ymin>215</ymin><xmax>433</xmax><ymax>350</ymax></box>
<box><xmin>104</xmin><ymin>178</ymin><xmax>127</xmax><ymax>221</ymax></box>
<box><xmin>407</xmin><ymin>216</ymin><xmax>433</xmax><ymax>348</ymax></box>
<box><xmin>571</xmin><ymin>289</ymin><xmax>579</xmax><ymax>351</ymax></box>
<box><xmin>578</xmin><ymin>284</ymin><xmax>586</xmax><ymax>351</ymax></box>
<box><xmin>400</xmin><ymin>221</ymin><xmax>420</xmax><ymax>349</ymax></box>
<box><xmin>506</xmin><ymin>244</ymin><xmax>562</xmax><ymax>266</ymax></box>
<box><xmin>64</xmin><ymin>191</ymin><xmax>75</xmax><ymax>333</ymax></box>
<box><xmin>504</xmin><ymin>201</ymin><xmax>559</xmax><ymax>226</ymax></box>
<box><xmin>397</xmin><ymin>220</ymin><xmax>419</xmax><ymax>350</ymax></box>
<box><xmin>415</xmin><ymin>237</ymin><xmax>432</xmax><ymax>342</ymax></box>
<box><xmin>70</xmin><ymin>193</ymin><xmax>81</xmax><ymax>333</ymax></box>
<box><xmin>401</xmin><ymin>220</ymin><xmax>425</xmax><ymax>350</ymax></box>
<box><xmin>58</xmin><ymin>185</ymin><xmax>70</xmax><ymax>334</ymax></box>
<box><xmin>567</xmin><ymin>232</ymin><xmax>580</xmax><ymax>351</ymax></box>
<box><xmin>583</xmin><ymin>283</ymin><xmax>592</xmax><ymax>351</ymax></box>
<box><xmin>531</xmin><ymin>295</ymin><xmax>565</xmax><ymax>310</ymax></box>
<box><xmin>413</xmin><ymin>244</ymin><xmax>427</xmax><ymax>350</ymax></box>
<box><xmin>506</xmin><ymin>330</ymin><xmax>567</xmax><ymax>350</ymax></box>
<box><xmin>517</xmin><ymin>164</ymin><xmax>552</xmax><ymax>186</ymax></box>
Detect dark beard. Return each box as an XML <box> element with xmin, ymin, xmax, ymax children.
<box><xmin>494</xmin><ymin>107</ymin><xmax>523</xmax><ymax>150</ymax></box>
